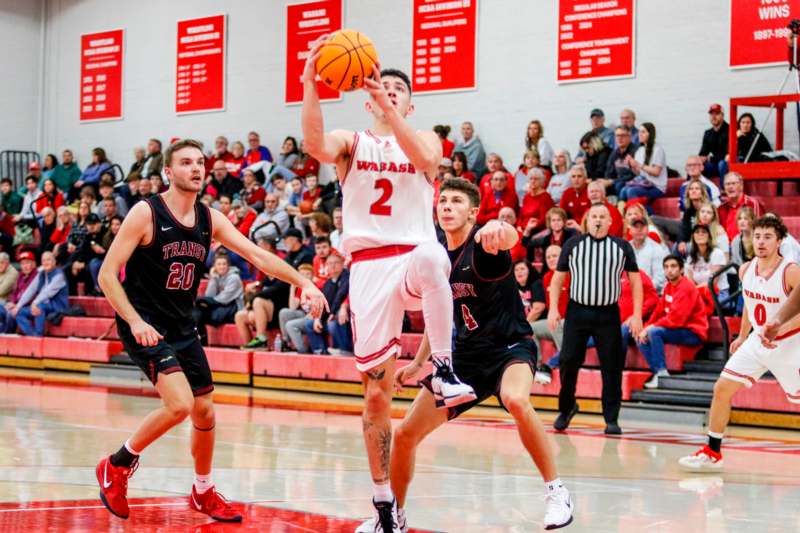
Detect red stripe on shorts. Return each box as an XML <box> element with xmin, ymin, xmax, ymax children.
<box><xmin>722</xmin><ymin>368</ymin><xmax>756</xmax><ymax>385</ymax></box>
<box><xmin>350</xmin><ymin>245</ymin><xmax>416</xmax><ymax>265</ymax></box>
<box><xmin>776</xmin><ymin>326</ymin><xmax>800</xmax><ymax>341</ymax></box>
<box><xmin>356</xmin><ymin>338</ymin><xmax>401</xmax><ymax>365</ymax></box>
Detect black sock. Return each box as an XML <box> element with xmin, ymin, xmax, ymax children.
<box><xmin>110</xmin><ymin>444</ymin><xmax>139</xmax><ymax>467</ymax></box>
<box><xmin>707</xmin><ymin>434</ymin><xmax>722</xmax><ymax>453</ymax></box>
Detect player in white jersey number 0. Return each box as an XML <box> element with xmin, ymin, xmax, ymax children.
<box><xmin>301</xmin><ymin>35</ymin><xmax>476</xmax><ymax>532</ymax></box>
<box><xmin>679</xmin><ymin>214</ymin><xmax>800</xmax><ymax>472</ymax></box>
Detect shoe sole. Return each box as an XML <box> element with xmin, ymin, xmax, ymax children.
<box><xmin>545</xmin><ymin>514</ymin><xmax>574</xmax><ymax>530</ymax></box>
<box><xmin>553</xmin><ymin>406</ymin><xmax>579</xmax><ymax>432</ymax></box>
<box><xmin>98</xmin><ymin>490</ymin><xmax>129</xmax><ymax>520</ymax></box>
<box><xmin>678</xmin><ymin>463</ymin><xmax>723</xmax><ymax>473</ymax></box>
<box><xmin>433</xmin><ymin>392</ymin><xmax>478</xmax><ymax>409</ymax></box>
<box><xmin>190</xmin><ymin>501</ymin><xmax>243</xmax><ymax>522</ymax></box>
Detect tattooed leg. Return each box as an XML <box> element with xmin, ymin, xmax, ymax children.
<box><xmin>362</xmin><ymin>358</ymin><xmax>396</xmax><ymax>484</ymax></box>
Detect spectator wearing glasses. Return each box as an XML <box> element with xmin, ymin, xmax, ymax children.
<box><xmin>603</xmin><ymin>126</ymin><xmax>638</xmax><ymax>196</ymax></box>
<box><xmin>619</xmin><ymin>108</ymin><xmax>640</xmax><ymax>147</ymax></box>
<box><xmin>251</xmin><ymin>193</ymin><xmax>290</xmax><ymax>242</ymax></box>
<box><xmin>577</xmin><ymin>132</ymin><xmax>612</xmax><ymax>180</ymax></box>
<box><xmin>245</xmin><ymin>131</ymin><xmax>273</xmax><ymax>167</ymax></box>
<box><xmin>477</xmin><ymin>170</ymin><xmax>519</xmax><ymax>225</ymax></box>
<box><xmin>206</xmin><ymin>135</ymin><xmax>235</xmax><ymax>173</ymax></box>
<box><xmin>679</xmin><ymin>155</ymin><xmax>721</xmax><ymax>210</ymax></box>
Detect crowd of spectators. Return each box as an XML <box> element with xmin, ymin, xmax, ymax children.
<box><xmin>0</xmin><ymin>103</ymin><xmax>795</xmax><ymax>370</ymax></box>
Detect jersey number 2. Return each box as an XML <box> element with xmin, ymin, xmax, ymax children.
<box><xmin>754</xmin><ymin>303</ymin><xmax>767</xmax><ymax>326</ymax></box>
<box><xmin>369</xmin><ymin>178</ymin><xmax>393</xmax><ymax>216</ymax></box>
<box><xmin>461</xmin><ymin>304</ymin><xmax>479</xmax><ymax>331</ymax></box>
<box><xmin>166</xmin><ymin>262</ymin><xmax>195</xmax><ymax>290</ymax></box>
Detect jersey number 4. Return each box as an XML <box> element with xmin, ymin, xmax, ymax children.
<box><xmin>369</xmin><ymin>178</ymin><xmax>393</xmax><ymax>216</ymax></box>
<box><xmin>461</xmin><ymin>304</ymin><xmax>479</xmax><ymax>331</ymax></box>
<box><xmin>166</xmin><ymin>262</ymin><xmax>195</xmax><ymax>290</ymax></box>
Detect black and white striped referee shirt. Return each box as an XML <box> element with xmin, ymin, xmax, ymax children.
<box><xmin>556</xmin><ymin>234</ymin><xmax>639</xmax><ymax>306</ymax></box>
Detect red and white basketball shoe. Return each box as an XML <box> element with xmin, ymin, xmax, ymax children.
<box><xmin>189</xmin><ymin>485</ymin><xmax>243</xmax><ymax>522</ymax></box>
<box><xmin>678</xmin><ymin>446</ymin><xmax>724</xmax><ymax>472</ymax></box>
<box><xmin>96</xmin><ymin>455</ymin><xmax>138</xmax><ymax>519</ymax></box>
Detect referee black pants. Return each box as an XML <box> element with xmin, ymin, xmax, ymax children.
<box><xmin>558</xmin><ymin>300</ymin><xmax>624</xmax><ymax>424</ymax></box>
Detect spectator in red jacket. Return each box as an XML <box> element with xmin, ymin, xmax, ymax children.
<box><xmin>478</xmin><ymin>153</ymin><xmax>513</xmax><ymax>196</ymax></box>
<box><xmin>205</xmin><ymin>135</ymin><xmax>234</xmax><ymax>173</ymax></box>
<box><xmin>476</xmin><ymin>171</ymin><xmax>519</xmax><ymax>225</ymax></box>
<box><xmin>226</xmin><ymin>141</ymin><xmax>247</xmax><ymax>178</ymax></box>
<box><xmin>34</xmin><ymin>179</ymin><xmax>65</xmax><ymax>214</ymax></box>
<box><xmin>231</xmin><ymin>201</ymin><xmax>257</xmax><ymax>236</ymax></box>
<box><xmin>559</xmin><ymin>165</ymin><xmax>591</xmax><ymax>229</ymax></box>
<box><xmin>240</xmin><ymin>169</ymin><xmax>266</xmax><ymax>211</ymax></box>
<box><xmin>585</xmin><ymin>180</ymin><xmax>623</xmax><ymax>237</ymax></box>
<box><xmin>635</xmin><ymin>254</ymin><xmax>708</xmax><ymax>388</ymax></box>
<box><xmin>519</xmin><ymin>167</ymin><xmax>555</xmax><ymax>235</ymax></box>
<box><xmin>290</xmin><ymin>141</ymin><xmax>320</xmax><ymax>179</ymax></box>
<box><xmin>312</xmin><ymin>235</ymin><xmax>341</xmax><ymax>289</ymax></box>
<box><xmin>434</xmin><ymin>125</ymin><xmax>454</xmax><ymax>158</ymax></box>
<box><xmin>245</xmin><ymin>130</ymin><xmax>273</xmax><ymax>167</ymax></box>
<box><xmin>498</xmin><ymin>207</ymin><xmax>527</xmax><ymax>262</ymax></box>
<box><xmin>717</xmin><ymin>172</ymin><xmax>764</xmax><ymax>239</ymax></box>
<box><xmin>451</xmin><ymin>151</ymin><xmax>477</xmax><ymax>183</ymax></box>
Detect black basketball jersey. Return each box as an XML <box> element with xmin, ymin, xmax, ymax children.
<box><xmin>447</xmin><ymin>225</ymin><xmax>532</xmax><ymax>355</ymax></box>
<box><xmin>122</xmin><ymin>195</ymin><xmax>211</xmax><ymax>336</ymax></box>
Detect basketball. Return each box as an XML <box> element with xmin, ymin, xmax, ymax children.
<box><xmin>299</xmin><ymin>199</ymin><xmax>314</xmax><ymax>214</ymax></box>
<box><xmin>315</xmin><ymin>29</ymin><xmax>378</xmax><ymax>92</ymax></box>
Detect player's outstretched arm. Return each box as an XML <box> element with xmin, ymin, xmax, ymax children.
<box><xmin>301</xmin><ymin>36</ymin><xmax>351</xmax><ymax>165</ymax></box>
<box><xmin>474</xmin><ymin>220</ymin><xmax>518</xmax><ymax>255</ymax></box>
<box><xmin>209</xmin><ymin>209</ymin><xmax>328</xmax><ymax>317</ymax></box>
<box><xmin>98</xmin><ymin>202</ymin><xmax>163</xmax><ymax>346</ymax></box>
<box><xmin>395</xmin><ymin>331</ymin><xmax>430</xmax><ymax>392</ymax></box>
<box><xmin>362</xmin><ymin>65</ymin><xmax>442</xmax><ymax>177</ymax></box>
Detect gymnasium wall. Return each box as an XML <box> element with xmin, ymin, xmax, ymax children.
<box><xmin>16</xmin><ymin>1</ymin><xmax>795</xmax><ymax>173</ymax></box>
<box><xmin>0</xmin><ymin>0</ymin><xmax>43</xmax><ymax>152</ymax></box>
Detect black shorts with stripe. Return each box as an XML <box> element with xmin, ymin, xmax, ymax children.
<box><xmin>421</xmin><ymin>337</ymin><xmax>537</xmax><ymax>420</ymax></box>
<box><xmin>116</xmin><ymin>315</ymin><xmax>214</xmax><ymax>397</ymax></box>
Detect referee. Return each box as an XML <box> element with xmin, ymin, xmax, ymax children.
<box><xmin>547</xmin><ymin>202</ymin><xmax>643</xmax><ymax>435</ymax></box>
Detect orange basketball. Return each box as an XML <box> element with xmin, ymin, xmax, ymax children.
<box><xmin>299</xmin><ymin>199</ymin><xmax>314</xmax><ymax>214</ymax></box>
<box><xmin>315</xmin><ymin>29</ymin><xmax>378</xmax><ymax>92</ymax></box>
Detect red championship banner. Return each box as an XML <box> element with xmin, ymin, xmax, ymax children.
<box><xmin>79</xmin><ymin>29</ymin><xmax>124</xmax><ymax>121</ymax></box>
<box><xmin>730</xmin><ymin>0</ymin><xmax>800</xmax><ymax>69</ymax></box>
<box><xmin>412</xmin><ymin>0</ymin><xmax>478</xmax><ymax>94</ymax></box>
<box><xmin>176</xmin><ymin>14</ymin><xmax>226</xmax><ymax>114</ymax></box>
<box><xmin>286</xmin><ymin>0</ymin><xmax>342</xmax><ymax>105</ymax></box>
<box><xmin>557</xmin><ymin>0</ymin><xmax>635</xmax><ymax>83</ymax></box>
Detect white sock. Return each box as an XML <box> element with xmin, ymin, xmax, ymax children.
<box><xmin>545</xmin><ymin>478</ymin><xmax>564</xmax><ymax>492</ymax></box>
<box><xmin>372</xmin><ymin>481</ymin><xmax>393</xmax><ymax>503</ymax></box>
<box><xmin>194</xmin><ymin>473</ymin><xmax>213</xmax><ymax>494</ymax></box>
<box><xmin>708</xmin><ymin>431</ymin><xmax>724</xmax><ymax>439</ymax></box>
<box><xmin>124</xmin><ymin>439</ymin><xmax>141</xmax><ymax>456</ymax></box>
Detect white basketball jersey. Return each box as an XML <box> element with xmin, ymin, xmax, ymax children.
<box><xmin>742</xmin><ymin>257</ymin><xmax>793</xmax><ymax>334</ymax></box>
<box><xmin>340</xmin><ymin>130</ymin><xmax>436</xmax><ymax>254</ymax></box>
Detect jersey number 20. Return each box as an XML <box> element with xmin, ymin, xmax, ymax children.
<box><xmin>369</xmin><ymin>179</ymin><xmax>393</xmax><ymax>216</ymax></box>
<box><xmin>166</xmin><ymin>262</ymin><xmax>195</xmax><ymax>290</ymax></box>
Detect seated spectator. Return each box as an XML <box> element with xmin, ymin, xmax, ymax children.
<box><xmin>679</xmin><ymin>155</ymin><xmax>721</xmax><ymax>210</ymax></box>
<box><xmin>34</xmin><ymin>178</ymin><xmax>65</xmax><ymax>214</ymax></box>
<box><xmin>26</xmin><ymin>161</ymin><xmax>43</xmax><ymax>189</ymax></box>
<box><xmin>301</xmin><ymin>174</ymin><xmax>323</xmax><ymax>205</ymax></box>
<box><xmin>519</xmin><ymin>168</ymin><xmax>554</xmax><ymax>234</ymax></box>
<box><xmin>232</xmin><ymin>201</ymin><xmax>257</xmax><ymax>237</ymax></box>
<box><xmin>588</xmin><ymin>108</ymin><xmax>615</xmax><ymax>148</ymax></box>
<box><xmin>51</xmin><ymin>149</ymin><xmax>81</xmax><ymax>195</ymax></box>
<box><xmin>699</xmin><ymin>104</ymin><xmax>730</xmax><ymax>177</ymax></box>
<box><xmin>736</xmin><ymin>113</ymin><xmax>772</xmax><ymax>162</ymax></box>
<box><xmin>0</xmin><ymin>206</ymin><xmax>14</xmax><ymax>252</ymax></box>
<box><xmin>278</xmin><ymin>264</ymin><xmax>315</xmax><ymax>352</ymax></box>
<box><xmin>15</xmin><ymin>176</ymin><xmax>40</xmax><ymax>223</ymax></box>
<box><xmin>267</xmin><ymin>137</ymin><xmax>301</xmax><ymax>182</ymax></box>
<box><xmin>141</xmin><ymin>138</ymin><xmax>164</xmax><ymax>180</ymax></box>
<box><xmin>523</xmin><ymin>207</ymin><xmax>578</xmax><ymax>264</ymax></box>
<box><xmin>451</xmin><ymin>151</ymin><xmax>477</xmax><ymax>183</ymax></box>
<box><xmin>283</xmin><ymin>228</ymin><xmax>315</xmax><ymax>267</ymax></box>
<box><xmin>619</xmin><ymin>123</ymin><xmax>667</xmax><ymax>202</ymax></box>
<box><xmin>547</xmin><ymin>150</ymin><xmax>572</xmax><ymax>205</ymax></box>
<box><xmin>636</xmin><ymin>255</ymin><xmax>708</xmax><ymax>388</ymax></box>
<box><xmin>577</xmin><ymin>132</ymin><xmax>612</xmax><ymax>179</ymax></box>
<box><xmin>251</xmin><ymin>194</ymin><xmax>290</xmax><ymax>242</ymax></box>
<box><xmin>329</xmin><ymin>207</ymin><xmax>343</xmax><ymax>250</ymax></box>
<box><xmin>628</xmin><ymin>216</ymin><xmax>668</xmax><ymax>293</ymax></box>
<box><xmin>304</xmin><ymin>253</ymin><xmax>351</xmax><ymax>354</ymax></box>
<box><xmin>149</xmin><ymin>171</ymin><xmax>165</xmax><ymax>194</ymax></box>
<box><xmin>454</xmin><ymin>121</ymin><xmax>487</xmax><ymax>177</ymax></box>
<box><xmin>236</xmin><ymin>272</ymin><xmax>290</xmax><ymax>350</ymax></box>
<box><xmin>0</xmin><ymin>250</ymin><xmax>38</xmax><ymax>333</ymax></box>
<box><xmin>206</xmin><ymin>135</ymin><xmax>235</xmax><ymax>173</ymax></box>
<box><xmin>318</xmin><ymin>174</ymin><xmax>342</xmax><ymax>215</ymax></box>
<box><xmin>531</xmin><ymin>245</ymin><xmax>568</xmax><ymax>385</ymax></box>
<box><xmin>207</xmin><ymin>159</ymin><xmax>243</xmax><ymax>199</ymax></box>
<box><xmin>1</xmin><ymin>178</ymin><xmax>23</xmax><ymax>216</ymax></box>
<box><xmin>128</xmin><ymin>146</ymin><xmax>147</xmax><ymax>181</ymax></box>
<box><xmin>619</xmin><ymin>108</ymin><xmax>640</xmax><ymax>146</ymax></box>
<box><xmin>686</xmin><ymin>224</ymin><xmax>729</xmax><ymax>311</ymax></box>
<box><xmin>15</xmin><ymin>251</ymin><xmax>68</xmax><ymax>336</ymax></box>
<box><xmin>79</xmin><ymin>186</ymin><xmax>98</xmax><ymax>212</ymax></box>
<box><xmin>525</xmin><ymin>119</ymin><xmax>555</xmax><ymax>167</ymax></box>
<box><xmin>312</xmin><ymin>236</ymin><xmax>337</xmax><ymax>288</ymax></box>
<box><xmin>270</xmin><ymin>174</ymin><xmax>292</xmax><ymax>208</ymax></box>
<box><xmin>624</xmin><ymin>202</ymin><xmax>665</xmax><ymax>244</ymax></box>
<box><xmin>286</xmin><ymin>176</ymin><xmax>304</xmax><ymax>211</ymax></box>
<box><xmin>677</xmin><ymin>181</ymin><xmax>711</xmax><ymax>253</ymax></box>
<box><xmin>39</xmin><ymin>154</ymin><xmax>57</xmax><ymax>184</ymax></box>
<box><xmin>50</xmin><ymin>206</ymin><xmax>72</xmax><ymax>255</ymax></box>
<box><xmin>434</xmin><ymin>124</ymin><xmax>455</xmax><ymax>158</ymax></box>
<box><xmin>227</xmin><ymin>141</ymin><xmax>247</xmax><ymax>177</ymax></box>
<box><xmin>72</xmin><ymin>147</ymin><xmax>111</xmax><ymax>200</ymax></box>
<box><xmin>476</xmin><ymin>171</ymin><xmax>519</xmax><ymax>225</ymax></box>
<box><xmin>478</xmin><ymin>153</ymin><xmax>513</xmax><ymax>196</ymax></box>
<box><xmin>718</xmin><ymin>172</ymin><xmax>764</xmax><ymax>240</ymax></box>
<box><xmin>514</xmin><ymin>259</ymin><xmax>543</xmax><ymax>323</ymax></box>
<box><xmin>585</xmin><ymin>181</ymin><xmax>623</xmax><ymax>237</ymax></box>
<box><xmin>695</xmin><ymin>202</ymin><xmax>730</xmax><ymax>260</ymax></box>
<box><xmin>96</xmin><ymin>177</ymin><xmax>128</xmax><ymax>217</ymax></box>
<box><xmin>193</xmin><ymin>252</ymin><xmax>244</xmax><ymax>345</ymax></box>
<box><xmin>37</xmin><ymin>207</ymin><xmax>57</xmax><ymax>253</ymax></box>
<box><xmin>290</xmin><ymin>140</ymin><xmax>320</xmax><ymax>179</ymax></box>
<box><xmin>514</xmin><ymin>149</ymin><xmax>550</xmax><ymax>201</ymax></box>
<box><xmin>101</xmin><ymin>215</ymin><xmax>122</xmax><ymax>252</ymax></box>
<box><xmin>245</xmin><ymin>131</ymin><xmax>273</xmax><ymax>167</ymax></box>
<box><xmin>240</xmin><ymin>169</ymin><xmax>266</xmax><ymax>211</ymax></box>
<box><xmin>0</xmin><ymin>252</ymin><xmax>18</xmax><ymax>302</ymax></box>
<box><xmin>133</xmin><ymin>177</ymin><xmax>153</xmax><ymax>205</ymax></box>
<box><xmin>730</xmin><ymin>207</ymin><xmax>755</xmax><ymax>266</ymax></box>
<box><xmin>559</xmin><ymin>165</ymin><xmax>591</xmax><ymax>228</ymax></box>
<box><xmin>63</xmin><ymin>212</ymin><xmax>105</xmax><ymax>294</ymax></box>
<box><xmin>603</xmin><ymin>125</ymin><xmax>638</xmax><ymax>196</ymax></box>
<box><xmin>217</xmin><ymin>194</ymin><xmax>235</xmax><ymax>222</ymax></box>
<box><xmin>497</xmin><ymin>207</ymin><xmax>527</xmax><ymax>262</ymax></box>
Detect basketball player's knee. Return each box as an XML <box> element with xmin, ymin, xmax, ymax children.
<box><xmin>714</xmin><ymin>378</ymin><xmax>740</xmax><ymax>400</ymax></box>
<box><xmin>363</xmin><ymin>384</ymin><xmax>392</xmax><ymax>415</ymax></box>
<box><xmin>502</xmin><ymin>393</ymin><xmax>531</xmax><ymax>419</ymax></box>
<box><xmin>414</xmin><ymin>242</ymin><xmax>450</xmax><ymax>278</ymax></box>
<box><xmin>393</xmin><ymin>421</ymin><xmax>420</xmax><ymax>449</ymax></box>
<box><xmin>192</xmin><ymin>397</ymin><xmax>215</xmax><ymax>424</ymax></box>
<box><xmin>234</xmin><ymin>310</ymin><xmax>247</xmax><ymax>324</ymax></box>
<box><xmin>166</xmin><ymin>398</ymin><xmax>193</xmax><ymax>422</ymax></box>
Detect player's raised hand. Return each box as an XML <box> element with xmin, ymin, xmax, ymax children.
<box><xmin>300</xmin><ymin>34</ymin><xmax>329</xmax><ymax>84</ymax></box>
<box><xmin>475</xmin><ymin>219</ymin><xmax>504</xmax><ymax>255</ymax></box>
<box><xmin>362</xmin><ymin>64</ymin><xmax>393</xmax><ymax>113</ymax></box>
<box><xmin>394</xmin><ymin>361</ymin><xmax>423</xmax><ymax>393</ymax></box>
<box><xmin>759</xmin><ymin>319</ymin><xmax>781</xmax><ymax>348</ymax></box>
<box><xmin>130</xmin><ymin>318</ymin><xmax>163</xmax><ymax>347</ymax></box>
<box><xmin>300</xmin><ymin>281</ymin><xmax>329</xmax><ymax>319</ymax></box>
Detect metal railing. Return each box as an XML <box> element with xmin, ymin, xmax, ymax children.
<box><xmin>710</xmin><ymin>262</ymin><xmax>742</xmax><ymax>359</ymax></box>
<box><xmin>1</xmin><ymin>150</ymin><xmax>40</xmax><ymax>189</ymax></box>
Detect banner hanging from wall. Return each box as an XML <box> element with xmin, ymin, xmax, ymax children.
<box><xmin>730</xmin><ymin>0</ymin><xmax>800</xmax><ymax>69</ymax></box>
<box><xmin>556</xmin><ymin>0</ymin><xmax>635</xmax><ymax>83</ymax></box>
<box><xmin>175</xmin><ymin>14</ymin><xmax>226</xmax><ymax>114</ymax></box>
<box><xmin>411</xmin><ymin>0</ymin><xmax>478</xmax><ymax>94</ymax></box>
<box><xmin>286</xmin><ymin>0</ymin><xmax>342</xmax><ymax>105</ymax></box>
<box><xmin>80</xmin><ymin>29</ymin><xmax>124</xmax><ymax>122</ymax></box>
